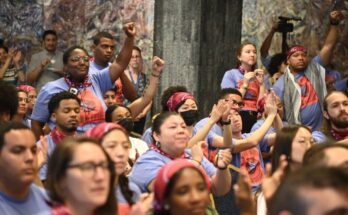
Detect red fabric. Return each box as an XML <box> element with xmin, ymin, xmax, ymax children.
<box><xmin>78</xmin><ymin>90</ymin><xmax>105</xmax><ymax>125</ymax></box>
<box><xmin>287</xmin><ymin>45</ymin><xmax>307</xmax><ymax>59</ymax></box>
<box><xmin>330</xmin><ymin>128</ymin><xmax>348</xmax><ymax>141</ymax></box>
<box><xmin>114</xmin><ymin>79</ymin><xmax>124</xmax><ymax>104</ymax></box>
<box><xmin>166</xmin><ymin>92</ymin><xmax>196</xmax><ymax>111</ymax></box>
<box><xmin>51</xmin><ymin>128</ymin><xmax>75</xmax><ymax>145</ymax></box>
<box><xmin>153</xmin><ymin>159</ymin><xmax>211</xmax><ymax>212</ymax></box>
<box><xmin>85</xmin><ymin>122</ymin><xmax>126</xmax><ymax>140</ymax></box>
<box><xmin>17</xmin><ymin>85</ymin><xmax>36</xmax><ymax>93</ymax></box>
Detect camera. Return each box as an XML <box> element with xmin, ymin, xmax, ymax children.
<box><xmin>275</xmin><ymin>16</ymin><xmax>302</xmax><ymax>33</ymax></box>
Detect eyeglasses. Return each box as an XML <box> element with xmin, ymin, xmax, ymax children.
<box><xmin>69</xmin><ymin>56</ymin><xmax>90</xmax><ymax>63</ymax></box>
<box><xmin>18</xmin><ymin>97</ymin><xmax>29</xmax><ymax>103</ymax></box>
<box><xmin>68</xmin><ymin>161</ymin><xmax>109</xmax><ymax>177</ymax></box>
<box><xmin>225</xmin><ymin>99</ymin><xmax>244</xmax><ymax>108</ymax></box>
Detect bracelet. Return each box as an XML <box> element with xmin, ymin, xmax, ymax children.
<box><xmin>151</xmin><ymin>73</ymin><xmax>160</xmax><ymax>78</ymax></box>
<box><xmin>220</xmin><ymin>119</ymin><xmax>231</xmax><ymax>125</ymax></box>
<box><xmin>191</xmin><ymin>159</ymin><xmax>201</xmax><ymax>166</ymax></box>
<box><xmin>217</xmin><ymin>166</ymin><xmax>228</xmax><ymax>170</ymax></box>
<box><xmin>330</xmin><ymin>19</ymin><xmax>340</xmax><ymax>26</ymax></box>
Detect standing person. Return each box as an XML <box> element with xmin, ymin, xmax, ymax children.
<box><xmin>91</xmin><ymin>31</ymin><xmax>138</xmax><ymax>104</ymax></box>
<box><xmin>45</xmin><ymin>136</ymin><xmax>116</xmax><ymax>215</ymax></box>
<box><xmin>153</xmin><ymin>159</ymin><xmax>218</xmax><ymax>215</ymax></box>
<box><xmin>221</xmin><ymin>42</ymin><xmax>266</xmax><ymax>133</ymax></box>
<box><xmin>31</xmin><ymin>22</ymin><xmax>137</xmax><ymax>139</ymax></box>
<box><xmin>27</xmin><ymin>30</ymin><xmax>64</xmax><ymax>92</ymax></box>
<box><xmin>0</xmin><ymin>45</ymin><xmax>25</xmax><ymax>85</ymax></box>
<box><xmin>125</xmin><ymin>46</ymin><xmax>151</xmax><ymax>134</ymax></box>
<box><xmin>38</xmin><ymin>92</ymin><xmax>80</xmax><ymax>182</ymax></box>
<box><xmin>273</xmin><ymin>11</ymin><xmax>344</xmax><ymax>131</ymax></box>
<box><xmin>0</xmin><ymin>122</ymin><xmax>50</xmax><ymax>214</ymax></box>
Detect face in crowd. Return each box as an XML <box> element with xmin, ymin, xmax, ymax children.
<box><xmin>237</xmin><ymin>43</ymin><xmax>257</xmax><ymax>67</ymax></box>
<box><xmin>43</xmin><ymin>33</ymin><xmax>57</xmax><ymax>52</ymax></box>
<box><xmin>324</xmin><ymin>91</ymin><xmax>348</xmax><ymax>129</ymax></box>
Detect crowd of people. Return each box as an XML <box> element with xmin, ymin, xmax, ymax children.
<box><xmin>0</xmin><ymin>10</ymin><xmax>347</xmax><ymax>215</ymax></box>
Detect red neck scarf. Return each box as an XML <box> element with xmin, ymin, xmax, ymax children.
<box><xmin>51</xmin><ymin>128</ymin><xmax>76</xmax><ymax>145</ymax></box>
<box><xmin>330</xmin><ymin>128</ymin><xmax>348</xmax><ymax>141</ymax></box>
<box><xmin>64</xmin><ymin>75</ymin><xmax>92</xmax><ymax>90</ymax></box>
<box><xmin>150</xmin><ymin>144</ymin><xmax>187</xmax><ymax>160</ymax></box>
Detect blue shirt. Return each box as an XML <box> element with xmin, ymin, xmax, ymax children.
<box><xmin>31</xmin><ymin>64</ymin><xmax>113</xmax><ymax>132</ymax></box>
<box><xmin>129</xmin><ymin>149</ymin><xmax>216</xmax><ymax>193</ymax></box>
<box><xmin>0</xmin><ymin>184</ymin><xmax>51</xmax><ymax>215</ymax></box>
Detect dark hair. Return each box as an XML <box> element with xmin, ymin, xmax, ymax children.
<box><xmin>269</xmin><ymin>167</ymin><xmax>348</xmax><ymax>215</ymax></box>
<box><xmin>17</xmin><ymin>89</ymin><xmax>28</xmax><ymax>96</ymax></box>
<box><xmin>160</xmin><ymin>86</ymin><xmax>188</xmax><ymax>112</ymax></box>
<box><xmin>323</xmin><ymin>91</ymin><xmax>348</xmax><ymax>112</ymax></box>
<box><xmin>0</xmin><ymin>44</ymin><xmax>8</xmax><ymax>53</ymax></box>
<box><xmin>105</xmin><ymin>104</ymin><xmax>132</xmax><ymax>122</ymax></box>
<box><xmin>217</xmin><ymin>88</ymin><xmax>242</xmax><ymax>101</ymax></box>
<box><xmin>154</xmin><ymin>166</ymin><xmax>207</xmax><ymax>215</ymax></box>
<box><xmin>42</xmin><ymin>30</ymin><xmax>57</xmax><ymax>40</ymax></box>
<box><xmin>267</xmin><ymin>53</ymin><xmax>287</xmax><ymax>76</ymax></box>
<box><xmin>271</xmin><ymin>125</ymin><xmax>311</xmax><ymax>174</ymax></box>
<box><xmin>46</xmin><ymin>136</ymin><xmax>117</xmax><ymax>215</ymax></box>
<box><xmin>63</xmin><ymin>46</ymin><xmax>89</xmax><ymax>65</ymax></box>
<box><xmin>0</xmin><ymin>81</ymin><xmax>18</xmax><ymax>120</ymax></box>
<box><xmin>236</xmin><ymin>41</ymin><xmax>257</xmax><ymax>67</ymax></box>
<box><xmin>303</xmin><ymin>142</ymin><xmax>348</xmax><ymax>167</ymax></box>
<box><xmin>48</xmin><ymin>92</ymin><xmax>81</xmax><ymax>116</ymax></box>
<box><xmin>133</xmin><ymin>46</ymin><xmax>142</xmax><ymax>56</ymax></box>
<box><xmin>93</xmin><ymin>32</ymin><xmax>114</xmax><ymax>45</ymax></box>
<box><xmin>95</xmin><ymin>126</ymin><xmax>134</xmax><ymax>205</ymax></box>
<box><xmin>152</xmin><ymin>112</ymin><xmax>181</xmax><ymax>136</ymax></box>
<box><xmin>0</xmin><ymin>122</ymin><xmax>30</xmax><ymax>150</ymax></box>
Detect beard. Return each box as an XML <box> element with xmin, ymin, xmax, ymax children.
<box><xmin>330</xmin><ymin>114</ymin><xmax>348</xmax><ymax>129</ymax></box>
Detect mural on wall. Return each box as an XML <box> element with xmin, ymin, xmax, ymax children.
<box><xmin>0</xmin><ymin>0</ymin><xmax>154</xmax><ymax>73</ymax></box>
<box><xmin>242</xmin><ymin>0</ymin><xmax>348</xmax><ymax>75</ymax></box>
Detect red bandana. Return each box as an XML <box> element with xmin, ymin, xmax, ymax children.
<box><xmin>166</xmin><ymin>92</ymin><xmax>196</xmax><ymax>111</ymax></box>
<box><xmin>64</xmin><ymin>75</ymin><xmax>92</xmax><ymax>90</ymax></box>
<box><xmin>330</xmin><ymin>128</ymin><xmax>348</xmax><ymax>141</ymax></box>
<box><xmin>51</xmin><ymin>128</ymin><xmax>76</xmax><ymax>145</ymax></box>
<box><xmin>287</xmin><ymin>45</ymin><xmax>307</xmax><ymax>59</ymax></box>
<box><xmin>150</xmin><ymin>144</ymin><xmax>187</xmax><ymax>160</ymax></box>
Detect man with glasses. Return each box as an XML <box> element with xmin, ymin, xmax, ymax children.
<box><xmin>194</xmin><ymin>88</ymin><xmax>281</xmax><ymax>214</ymax></box>
<box><xmin>38</xmin><ymin>91</ymin><xmax>80</xmax><ymax>182</ymax></box>
<box><xmin>0</xmin><ymin>122</ymin><xmax>50</xmax><ymax>214</ymax></box>
<box><xmin>31</xmin><ymin>22</ymin><xmax>137</xmax><ymax>139</ymax></box>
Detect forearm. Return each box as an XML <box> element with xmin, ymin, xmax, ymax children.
<box><xmin>187</xmin><ymin>118</ymin><xmax>215</xmax><ymax>148</ymax></box>
<box><xmin>129</xmin><ymin>75</ymin><xmax>159</xmax><ymax>118</ymax></box>
<box><xmin>239</xmin><ymin>83</ymin><xmax>248</xmax><ymax>97</ymax></box>
<box><xmin>222</xmin><ymin>124</ymin><xmax>233</xmax><ymax>148</ymax></box>
<box><xmin>31</xmin><ymin>120</ymin><xmax>45</xmax><ymax>140</ymax></box>
<box><xmin>319</xmin><ymin>25</ymin><xmax>339</xmax><ymax>66</ymax></box>
<box><xmin>115</xmin><ymin>36</ymin><xmax>134</xmax><ymax>70</ymax></box>
<box><xmin>260</xmin><ymin>28</ymin><xmax>276</xmax><ymax>58</ymax></box>
<box><xmin>120</xmin><ymin>72</ymin><xmax>138</xmax><ymax>102</ymax></box>
<box><xmin>0</xmin><ymin>59</ymin><xmax>11</xmax><ymax>78</ymax></box>
<box><xmin>211</xmin><ymin>169</ymin><xmax>232</xmax><ymax>196</ymax></box>
<box><xmin>27</xmin><ymin>64</ymin><xmax>44</xmax><ymax>82</ymax></box>
<box><xmin>272</xmin><ymin>114</ymin><xmax>283</xmax><ymax>132</ymax></box>
<box><xmin>257</xmin><ymin>84</ymin><xmax>266</xmax><ymax>103</ymax></box>
<box><xmin>234</xmin><ymin>114</ymin><xmax>276</xmax><ymax>152</ymax></box>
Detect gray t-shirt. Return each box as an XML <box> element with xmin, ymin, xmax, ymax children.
<box><xmin>27</xmin><ymin>50</ymin><xmax>64</xmax><ymax>92</ymax></box>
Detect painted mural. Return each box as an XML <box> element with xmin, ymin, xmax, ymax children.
<box><xmin>242</xmin><ymin>0</ymin><xmax>348</xmax><ymax>74</ymax></box>
<box><xmin>0</xmin><ymin>0</ymin><xmax>154</xmax><ymax>72</ymax></box>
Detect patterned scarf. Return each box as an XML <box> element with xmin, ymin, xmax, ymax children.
<box><xmin>330</xmin><ymin>128</ymin><xmax>348</xmax><ymax>141</ymax></box>
<box><xmin>283</xmin><ymin>60</ymin><xmax>327</xmax><ymax>124</ymax></box>
<box><xmin>51</xmin><ymin>128</ymin><xmax>76</xmax><ymax>145</ymax></box>
<box><xmin>64</xmin><ymin>75</ymin><xmax>92</xmax><ymax>90</ymax></box>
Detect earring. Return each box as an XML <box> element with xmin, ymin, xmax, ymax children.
<box><xmin>163</xmin><ymin>203</ymin><xmax>170</xmax><ymax>210</ymax></box>
<box><xmin>155</xmin><ymin>141</ymin><xmax>161</xmax><ymax>148</ymax></box>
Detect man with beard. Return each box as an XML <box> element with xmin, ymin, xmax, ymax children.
<box><xmin>91</xmin><ymin>31</ymin><xmax>138</xmax><ymax>103</ymax></box>
<box><xmin>273</xmin><ymin>11</ymin><xmax>344</xmax><ymax>131</ymax></box>
<box><xmin>37</xmin><ymin>91</ymin><xmax>80</xmax><ymax>182</ymax></box>
<box><xmin>0</xmin><ymin>122</ymin><xmax>50</xmax><ymax>214</ymax></box>
<box><xmin>323</xmin><ymin>91</ymin><xmax>348</xmax><ymax>141</ymax></box>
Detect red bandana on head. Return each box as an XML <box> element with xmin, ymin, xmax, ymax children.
<box><xmin>287</xmin><ymin>45</ymin><xmax>307</xmax><ymax>60</ymax></box>
<box><xmin>166</xmin><ymin>92</ymin><xmax>195</xmax><ymax>111</ymax></box>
